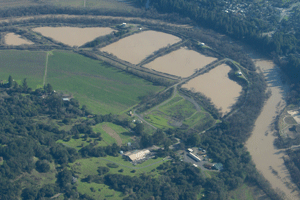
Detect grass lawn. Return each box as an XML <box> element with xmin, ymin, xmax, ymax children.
<box><xmin>145</xmin><ymin>111</ymin><xmax>173</xmax><ymax>130</ymax></box>
<box><xmin>0</xmin><ymin>50</ymin><xmax>46</xmax><ymax>89</ymax></box>
<box><xmin>159</xmin><ymin>98</ymin><xmax>197</xmax><ymax>120</ymax></box>
<box><xmin>71</xmin><ymin>156</ymin><xmax>165</xmax><ymax>199</ymax></box>
<box><xmin>105</xmin><ymin>122</ymin><xmax>133</xmax><ymax>144</ymax></box>
<box><xmin>46</xmin><ymin>51</ymin><xmax>163</xmax><ymax>114</ymax></box>
<box><xmin>93</xmin><ymin>123</ymin><xmax>117</xmax><ymax>145</ymax></box>
<box><xmin>20</xmin><ymin>160</ymin><xmax>57</xmax><ymax>189</ymax></box>
<box><xmin>57</xmin><ymin>121</ymin><xmax>132</xmax><ymax>149</ymax></box>
<box><xmin>184</xmin><ymin>112</ymin><xmax>211</xmax><ymax>127</ymax></box>
<box><xmin>228</xmin><ymin>183</ymin><xmax>256</xmax><ymax>200</ymax></box>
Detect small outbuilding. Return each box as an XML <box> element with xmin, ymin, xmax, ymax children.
<box><xmin>213</xmin><ymin>163</ymin><xmax>224</xmax><ymax>171</ymax></box>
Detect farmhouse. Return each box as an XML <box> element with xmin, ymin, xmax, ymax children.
<box><xmin>124</xmin><ymin>149</ymin><xmax>150</xmax><ymax>162</ymax></box>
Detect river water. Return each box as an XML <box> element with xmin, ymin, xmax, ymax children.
<box><xmin>246</xmin><ymin>56</ymin><xmax>300</xmax><ymax>199</ymax></box>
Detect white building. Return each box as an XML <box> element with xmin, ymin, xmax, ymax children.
<box><xmin>124</xmin><ymin>149</ymin><xmax>150</xmax><ymax>162</ymax></box>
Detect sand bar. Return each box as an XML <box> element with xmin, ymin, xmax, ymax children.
<box><xmin>183</xmin><ymin>64</ymin><xmax>242</xmax><ymax>113</ymax></box>
<box><xmin>144</xmin><ymin>47</ymin><xmax>217</xmax><ymax>77</ymax></box>
<box><xmin>32</xmin><ymin>26</ymin><xmax>114</xmax><ymax>47</ymax></box>
<box><xmin>4</xmin><ymin>33</ymin><xmax>33</xmax><ymax>45</ymax></box>
<box><xmin>246</xmin><ymin>59</ymin><xmax>300</xmax><ymax>200</ymax></box>
<box><xmin>100</xmin><ymin>30</ymin><xmax>181</xmax><ymax>64</ymax></box>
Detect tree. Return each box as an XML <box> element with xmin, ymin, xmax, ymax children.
<box><xmin>46</xmin><ymin>83</ymin><xmax>53</xmax><ymax>94</ymax></box>
<box><xmin>8</xmin><ymin>75</ymin><xmax>13</xmax><ymax>88</ymax></box>
<box><xmin>35</xmin><ymin>160</ymin><xmax>50</xmax><ymax>173</ymax></box>
<box><xmin>22</xmin><ymin>78</ymin><xmax>28</xmax><ymax>92</ymax></box>
<box><xmin>57</xmin><ymin>169</ymin><xmax>72</xmax><ymax>188</ymax></box>
<box><xmin>21</xmin><ymin>188</ymin><xmax>38</xmax><ymax>200</ymax></box>
<box><xmin>134</xmin><ymin>123</ymin><xmax>144</xmax><ymax>135</ymax></box>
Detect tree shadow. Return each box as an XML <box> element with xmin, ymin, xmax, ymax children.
<box><xmin>120</xmin><ymin>131</ymin><xmax>134</xmax><ymax>137</ymax></box>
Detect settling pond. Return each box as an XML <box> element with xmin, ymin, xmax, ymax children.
<box><xmin>32</xmin><ymin>26</ymin><xmax>114</xmax><ymax>47</ymax></box>
<box><xmin>100</xmin><ymin>30</ymin><xmax>181</xmax><ymax>65</ymax></box>
<box><xmin>5</xmin><ymin>33</ymin><xmax>33</xmax><ymax>45</ymax></box>
<box><xmin>144</xmin><ymin>47</ymin><xmax>217</xmax><ymax>77</ymax></box>
<box><xmin>183</xmin><ymin>64</ymin><xmax>242</xmax><ymax>114</ymax></box>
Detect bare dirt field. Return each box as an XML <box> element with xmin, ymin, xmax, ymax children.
<box><xmin>4</xmin><ymin>33</ymin><xmax>33</xmax><ymax>45</ymax></box>
<box><xmin>32</xmin><ymin>26</ymin><xmax>114</xmax><ymax>47</ymax></box>
<box><xmin>182</xmin><ymin>64</ymin><xmax>242</xmax><ymax>113</ymax></box>
<box><xmin>101</xmin><ymin>124</ymin><xmax>122</xmax><ymax>146</ymax></box>
<box><xmin>144</xmin><ymin>47</ymin><xmax>217</xmax><ymax>77</ymax></box>
<box><xmin>246</xmin><ymin>58</ymin><xmax>300</xmax><ymax>200</ymax></box>
<box><xmin>100</xmin><ymin>30</ymin><xmax>181</xmax><ymax>64</ymax></box>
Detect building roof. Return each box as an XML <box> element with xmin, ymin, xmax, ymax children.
<box><xmin>214</xmin><ymin>163</ymin><xmax>224</xmax><ymax>171</ymax></box>
<box><xmin>125</xmin><ymin>149</ymin><xmax>150</xmax><ymax>161</ymax></box>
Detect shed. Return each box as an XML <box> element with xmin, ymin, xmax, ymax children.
<box><xmin>62</xmin><ymin>98</ymin><xmax>70</xmax><ymax>101</ymax></box>
<box><xmin>187</xmin><ymin>148</ymin><xmax>193</xmax><ymax>153</ymax></box>
<box><xmin>213</xmin><ymin>163</ymin><xmax>224</xmax><ymax>171</ymax></box>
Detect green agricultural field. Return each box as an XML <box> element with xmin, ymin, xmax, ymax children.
<box><xmin>0</xmin><ymin>50</ymin><xmax>46</xmax><ymax>88</ymax></box>
<box><xmin>46</xmin><ymin>51</ymin><xmax>163</xmax><ymax>114</ymax></box>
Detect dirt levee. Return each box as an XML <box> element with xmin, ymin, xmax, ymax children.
<box><xmin>100</xmin><ymin>30</ymin><xmax>181</xmax><ymax>64</ymax></box>
<box><xmin>182</xmin><ymin>64</ymin><xmax>242</xmax><ymax>113</ymax></box>
<box><xmin>144</xmin><ymin>47</ymin><xmax>217</xmax><ymax>77</ymax></box>
<box><xmin>102</xmin><ymin>124</ymin><xmax>122</xmax><ymax>146</ymax></box>
<box><xmin>4</xmin><ymin>33</ymin><xmax>33</xmax><ymax>45</ymax></box>
<box><xmin>32</xmin><ymin>26</ymin><xmax>114</xmax><ymax>47</ymax></box>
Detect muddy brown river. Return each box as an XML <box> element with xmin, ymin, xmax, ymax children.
<box><xmin>246</xmin><ymin>57</ymin><xmax>300</xmax><ymax>200</ymax></box>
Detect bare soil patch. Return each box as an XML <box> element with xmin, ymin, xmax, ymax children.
<box><xmin>100</xmin><ymin>30</ymin><xmax>181</xmax><ymax>64</ymax></box>
<box><xmin>144</xmin><ymin>47</ymin><xmax>217</xmax><ymax>77</ymax></box>
<box><xmin>4</xmin><ymin>33</ymin><xmax>33</xmax><ymax>45</ymax></box>
<box><xmin>102</xmin><ymin>124</ymin><xmax>122</xmax><ymax>146</ymax></box>
<box><xmin>32</xmin><ymin>26</ymin><xmax>114</xmax><ymax>47</ymax></box>
<box><xmin>183</xmin><ymin>64</ymin><xmax>242</xmax><ymax>113</ymax></box>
